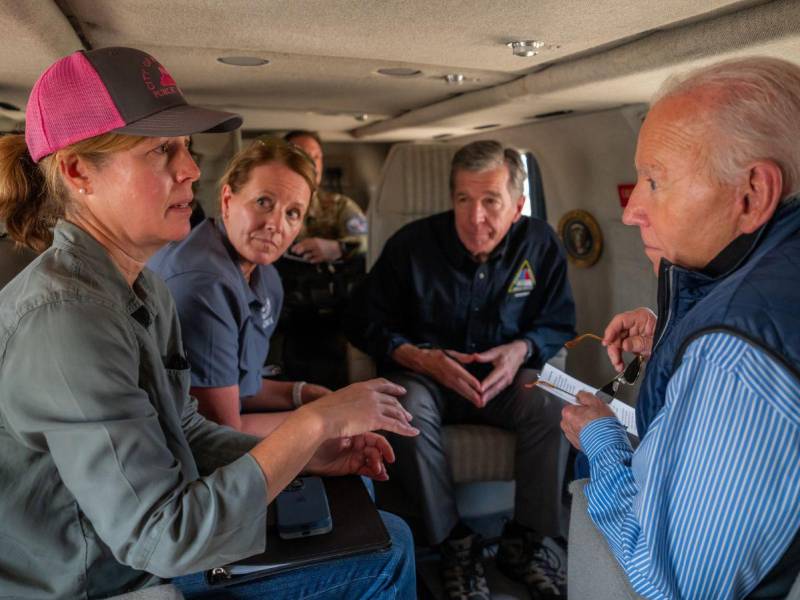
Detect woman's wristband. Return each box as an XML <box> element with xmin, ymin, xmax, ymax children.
<box><xmin>292</xmin><ymin>381</ymin><xmax>307</xmax><ymax>408</ymax></box>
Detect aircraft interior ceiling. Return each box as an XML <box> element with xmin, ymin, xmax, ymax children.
<box><xmin>1</xmin><ymin>0</ymin><xmax>798</xmax><ymax>140</ymax></box>
<box><xmin>2</xmin><ymin>0</ymin><xmax>800</xmax><ymax>389</ymax></box>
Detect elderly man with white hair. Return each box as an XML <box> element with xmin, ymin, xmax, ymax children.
<box><xmin>561</xmin><ymin>57</ymin><xmax>800</xmax><ymax>599</ymax></box>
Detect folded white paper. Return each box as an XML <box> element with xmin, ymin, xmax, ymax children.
<box><xmin>536</xmin><ymin>363</ymin><xmax>638</xmax><ymax>437</ymax></box>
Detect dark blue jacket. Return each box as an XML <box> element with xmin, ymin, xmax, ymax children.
<box><xmin>636</xmin><ymin>199</ymin><xmax>800</xmax><ymax>597</ymax></box>
<box><xmin>347</xmin><ymin>210</ymin><xmax>576</xmax><ymax>370</ymax></box>
<box><xmin>638</xmin><ymin>199</ymin><xmax>800</xmax><ymax>437</ymax></box>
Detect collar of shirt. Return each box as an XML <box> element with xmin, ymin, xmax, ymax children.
<box><xmin>440</xmin><ymin>210</ymin><xmax>513</xmax><ymax>268</ymax></box>
<box><xmin>701</xmin><ymin>197</ymin><xmax>800</xmax><ymax>279</ymax></box>
<box><xmin>52</xmin><ymin>220</ymin><xmax>160</xmax><ymax>328</ymax></box>
<box><xmin>700</xmin><ymin>229</ymin><xmax>763</xmax><ymax>279</ymax></box>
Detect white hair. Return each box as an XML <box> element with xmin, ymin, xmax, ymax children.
<box><xmin>653</xmin><ymin>57</ymin><xmax>800</xmax><ymax>201</ymax></box>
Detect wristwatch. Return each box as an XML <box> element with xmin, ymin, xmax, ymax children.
<box><xmin>522</xmin><ymin>339</ymin><xmax>534</xmax><ymax>363</ymax></box>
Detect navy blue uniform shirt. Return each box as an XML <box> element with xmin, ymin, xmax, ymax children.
<box><xmin>348</xmin><ymin>210</ymin><xmax>576</xmax><ymax>370</ymax></box>
<box><xmin>149</xmin><ymin>218</ymin><xmax>283</xmax><ymax>398</ymax></box>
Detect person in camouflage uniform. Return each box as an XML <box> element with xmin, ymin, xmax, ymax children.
<box><xmin>284</xmin><ymin>130</ymin><xmax>368</xmax><ymax>263</ymax></box>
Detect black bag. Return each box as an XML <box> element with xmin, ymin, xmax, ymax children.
<box><xmin>275</xmin><ymin>254</ymin><xmax>365</xmax><ymax>315</ymax></box>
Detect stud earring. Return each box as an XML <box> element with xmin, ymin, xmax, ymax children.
<box><xmin>79</xmin><ymin>188</ymin><xmax>85</xmax><ymax>194</ymax></box>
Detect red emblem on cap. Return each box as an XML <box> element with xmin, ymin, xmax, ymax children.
<box><xmin>140</xmin><ymin>56</ymin><xmax>179</xmax><ymax>99</ymax></box>
<box><xmin>158</xmin><ymin>65</ymin><xmax>176</xmax><ymax>87</ymax></box>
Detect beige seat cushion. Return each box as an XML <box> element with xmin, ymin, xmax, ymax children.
<box><xmin>367</xmin><ymin>143</ymin><xmax>459</xmax><ymax>268</ymax></box>
<box><xmin>443</xmin><ymin>424</ymin><xmax>516</xmax><ymax>483</ymax></box>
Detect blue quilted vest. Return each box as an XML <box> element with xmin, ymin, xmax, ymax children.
<box><xmin>637</xmin><ymin>199</ymin><xmax>800</xmax><ymax>436</ymax></box>
<box><xmin>636</xmin><ymin>199</ymin><xmax>800</xmax><ymax>598</ymax></box>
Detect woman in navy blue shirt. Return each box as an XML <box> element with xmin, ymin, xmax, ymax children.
<box><xmin>151</xmin><ymin>139</ymin><xmax>330</xmax><ymax>436</ymax></box>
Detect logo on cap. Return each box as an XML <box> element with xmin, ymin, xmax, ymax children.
<box><xmin>141</xmin><ymin>56</ymin><xmax>179</xmax><ymax>99</ymax></box>
<box><xmin>159</xmin><ymin>65</ymin><xmax>176</xmax><ymax>87</ymax></box>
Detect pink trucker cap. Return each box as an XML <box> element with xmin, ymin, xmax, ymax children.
<box><xmin>25</xmin><ymin>47</ymin><xmax>242</xmax><ymax>162</ymax></box>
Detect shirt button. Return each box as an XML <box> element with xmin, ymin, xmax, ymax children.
<box><xmin>473</xmin><ymin>306</ymin><xmax>480</xmax><ymax>312</ymax></box>
<box><xmin>478</xmin><ymin>272</ymin><xmax>486</xmax><ymax>280</ymax></box>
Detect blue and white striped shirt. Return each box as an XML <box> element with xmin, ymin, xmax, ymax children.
<box><xmin>580</xmin><ymin>332</ymin><xmax>800</xmax><ymax>599</ymax></box>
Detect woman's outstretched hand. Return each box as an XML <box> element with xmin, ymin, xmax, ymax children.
<box><xmin>303</xmin><ymin>378</ymin><xmax>419</xmax><ymax>440</ymax></box>
<box><xmin>305</xmin><ymin>433</ymin><xmax>395</xmax><ymax>480</ymax></box>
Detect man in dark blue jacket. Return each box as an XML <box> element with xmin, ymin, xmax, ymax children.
<box><xmin>348</xmin><ymin>140</ymin><xmax>576</xmax><ymax>600</ymax></box>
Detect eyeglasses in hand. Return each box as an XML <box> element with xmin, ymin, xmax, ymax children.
<box><xmin>566</xmin><ymin>332</ymin><xmax>644</xmax><ymax>399</ymax></box>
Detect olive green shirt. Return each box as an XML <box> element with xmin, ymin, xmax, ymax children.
<box><xmin>299</xmin><ymin>190</ymin><xmax>368</xmax><ymax>258</ymax></box>
<box><xmin>0</xmin><ymin>221</ymin><xmax>268</xmax><ymax>599</ymax></box>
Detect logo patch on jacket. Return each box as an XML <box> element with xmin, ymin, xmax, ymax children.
<box><xmin>346</xmin><ymin>215</ymin><xmax>368</xmax><ymax>235</ymax></box>
<box><xmin>508</xmin><ymin>259</ymin><xmax>535</xmax><ymax>295</ymax></box>
<box><xmin>261</xmin><ymin>297</ymin><xmax>274</xmax><ymax>328</ymax></box>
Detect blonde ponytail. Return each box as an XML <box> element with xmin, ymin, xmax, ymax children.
<box><xmin>0</xmin><ymin>132</ymin><xmax>147</xmax><ymax>253</ymax></box>
<box><xmin>0</xmin><ymin>134</ymin><xmax>58</xmax><ymax>252</ymax></box>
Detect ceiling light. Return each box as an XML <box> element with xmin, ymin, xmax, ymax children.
<box><xmin>474</xmin><ymin>124</ymin><xmax>499</xmax><ymax>130</ymax></box>
<box><xmin>506</xmin><ymin>40</ymin><xmax>545</xmax><ymax>57</ymax></box>
<box><xmin>217</xmin><ymin>56</ymin><xmax>270</xmax><ymax>67</ymax></box>
<box><xmin>377</xmin><ymin>67</ymin><xmax>422</xmax><ymax>77</ymax></box>
<box><xmin>354</xmin><ymin>113</ymin><xmax>369</xmax><ymax>122</ymax></box>
<box><xmin>444</xmin><ymin>73</ymin><xmax>465</xmax><ymax>85</ymax></box>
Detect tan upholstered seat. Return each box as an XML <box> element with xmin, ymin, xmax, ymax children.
<box><xmin>443</xmin><ymin>425</ymin><xmax>516</xmax><ymax>483</ymax></box>
<box><xmin>366</xmin><ymin>143</ymin><xmax>459</xmax><ymax>269</ymax></box>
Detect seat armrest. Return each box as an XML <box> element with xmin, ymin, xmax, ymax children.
<box><xmin>567</xmin><ymin>479</ymin><xmax>642</xmax><ymax>600</ymax></box>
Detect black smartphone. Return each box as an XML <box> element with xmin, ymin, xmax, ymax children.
<box><xmin>275</xmin><ymin>477</ymin><xmax>333</xmax><ymax>540</ymax></box>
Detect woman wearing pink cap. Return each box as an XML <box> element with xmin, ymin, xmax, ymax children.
<box><xmin>0</xmin><ymin>47</ymin><xmax>417</xmax><ymax>599</ymax></box>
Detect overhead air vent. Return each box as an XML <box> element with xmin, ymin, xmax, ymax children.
<box><xmin>433</xmin><ymin>133</ymin><xmax>453</xmax><ymax>140</ymax></box>
<box><xmin>377</xmin><ymin>67</ymin><xmax>422</xmax><ymax>77</ymax></box>
<box><xmin>217</xmin><ymin>56</ymin><xmax>270</xmax><ymax>67</ymax></box>
<box><xmin>526</xmin><ymin>110</ymin><xmax>574</xmax><ymax>120</ymax></box>
<box><xmin>0</xmin><ymin>101</ymin><xmax>21</xmax><ymax>112</ymax></box>
<box><xmin>474</xmin><ymin>124</ymin><xmax>499</xmax><ymax>130</ymax></box>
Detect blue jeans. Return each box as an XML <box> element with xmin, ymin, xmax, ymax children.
<box><xmin>173</xmin><ymin>511</ymin><xmax>415</xmax><ymax>599</ymax></box>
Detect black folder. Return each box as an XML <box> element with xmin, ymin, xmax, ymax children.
<box><xmin>206</xmin><ymin>476</ymin><xmax>391</xmax><ymax>587</ymax></box>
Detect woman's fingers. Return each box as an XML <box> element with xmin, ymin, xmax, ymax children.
<box><xmin>369</xmin><ymin>433</ymin><xmax>395</xmax><ymax>463</ymax></box>
<box><xmin>374</xmin><ymin>392</ymin><xmax>413</xmax><ymax>420</ymax></box>
<box><xmin>378</xmin><ymin>414</ymin><xmax>420</xmax><ymax>437</ymax></box>
<box><xmin>366</xmin><ymin>378</ymin><xmax>407</xmax><ymax>397</ymax></box>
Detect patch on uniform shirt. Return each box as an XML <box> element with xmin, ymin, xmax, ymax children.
<box><xmin>508</xmin><ymin>259</ymin><xmax>535</xmax><ymax>295</ymax></box>
<box><xmin>260</xmin><ymin>297</ymin><xmax>274</xmax><ymax>328</ymax></box>
<box><xmin>346</xmin><ymin>215</ymin><xmax>368</xmax><ymax>235</ymax></box>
